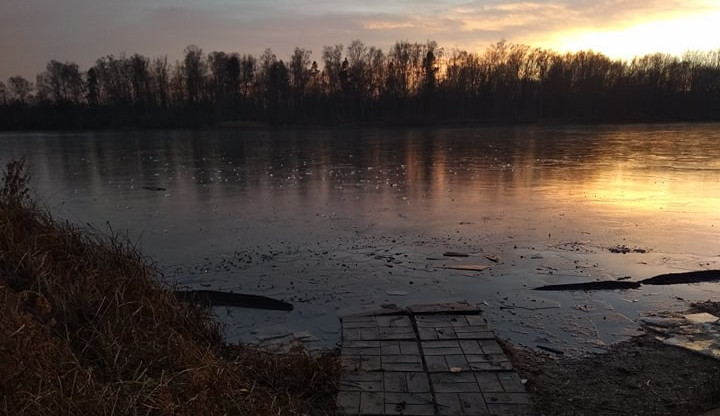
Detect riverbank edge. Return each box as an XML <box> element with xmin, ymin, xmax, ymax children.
<box><xmin>4</xmin><ymin>157</ymin><xmax>720</xmax><ymax>416</ymax></box>
<box><xmin>2</xmin><ymin>117</ymin><xmax>720</xmax><ymax>133</ymax></box>
<box><xmin>503</xmin><ymin>301</ymin><xmax>720</xmax><ymax>416</ymax></box>
<box><xmin>0</xmin><ymin>159</ymin><xmax>341</xmax><ymax>415</ymax></box>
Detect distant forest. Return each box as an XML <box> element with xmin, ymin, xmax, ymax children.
<box><xmin>1</xmin><ymin>40</ymin><xmax>719</xmax><ymax>129</ymax></box>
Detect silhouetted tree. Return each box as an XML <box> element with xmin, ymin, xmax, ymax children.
<box><xmin>7</xmin><ymin>76</ymin><xmax>33</xmax><ymax>104</ymax></box>
<box><xmin>322</xmin><ymin>44</ymin><xmax>344</xmax><ymax>96</ymax></box>
<box><xmin>306</xmin><ymin>60</ymin><xmax>322</xmax><ymax>102</ymax></box>
<box><xmin>225</xmin><ymin>54</ymin><xmax>241</xmax><ymax>104</ymax></box>
<box><xmin>344</xmin><ymin>40</ymin><xmax>374</xmax><ymax>117</ymax></box>
<box><xmin>0</xmin><ymin>81</ymin><xmax>7</xmax><ymax>106</ymax></box>
<box><xmin>93</xmin><ymin>55</ymin><xmax>132</xmax><ymax>106</ymax></box>
<box><xmin>366</xmin><ymin>47</ymin><xmax>386</xmax><ymax>100</ymax></box>
<box><xmin>422</xmin><ymin>48</ymin><xmax>438</xmax><ymax>94</ymax></box>
<box><xmin>169</xmin><ymin>61</ymin><xmax>185</xmax><ymax>106</ymax></box>
<box><xmin>183</xmin><ymin>45</ymin><xmax>206</xmax><ymax>105</ymax></box>
<box><xmin>256</xmin><ymin>49</ymin><xmax>291</xmax><ymax>121</ymax></box>
<box><xmin>239</xmin><ymin>54</ymin><xmax>256</xmax><ymax>99</ymax></box>
<box><xmin>38</xmin><ymin>60</ymin><xmax>84</xmax><ymax>104</ymax></box>
<box><xmin>2</xmin><ymin>40</ymin><xmax>720</xmax><ymax>129</ymax></box>
<box><xmin>129</xmin><ymin>54</ymin><xmax>152</xmax><ymax>115</ymax></box>
<box><xmin>267</xmin><ymin>60</ymin><xmax>290</xmax><ymax>122</ymax></box>
<box><xmin>150</xmin><ymin>57</ymin><xmax>170</xmax><ymax>109</ymax></box>
<box><xmin>86</xmin><ymin>67</ymin><xmax>99</xmax><ymax>106</ymax></box>
<box><xmin>289</xmin><ymin>47</ymin><xmax>312</xmax><ymax>113</ymax></box>
<box><xmin>208</xmin><ymin>51</ymin><xmax>229</xmax><ymax>103</ymax></box>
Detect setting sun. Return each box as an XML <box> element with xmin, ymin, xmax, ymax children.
<box><xmin>546</xmin><ymin>9</ymin><xmax>720</xmax><ymax>59</ymax></box>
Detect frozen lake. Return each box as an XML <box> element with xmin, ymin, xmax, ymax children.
<box><xmin>2</xmin><ymin>123</ymin><xmax>719</xmax><ymax>352</ymax></box>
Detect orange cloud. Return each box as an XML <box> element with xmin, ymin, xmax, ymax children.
<box><xmin>363</xmin><ymin>21</ymin><xmax>416</xmax><ymax>30</ymax></box>
<box><xmin>451</xmin><ymin>2</ymin><xmax>577</xmax><ymax>32</ymax></box>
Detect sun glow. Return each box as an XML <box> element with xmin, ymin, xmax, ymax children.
<box><xmin>579</xmin><ymin>164</ymin><xmax>720</xmax><ymax>216</ymax></box>
<box><xmin>545</xmin><ymin>10</ymin><xmax>720</xmax><ymax>59</ymax></box>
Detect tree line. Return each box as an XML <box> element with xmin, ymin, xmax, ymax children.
<box><xmin>1</xmin><ymin>40</ymin><xmax>719</xmax><ymax>129</ymax></box>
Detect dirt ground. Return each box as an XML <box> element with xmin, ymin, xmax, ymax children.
<box><xmin>505</xmin><ymin>301</ymin><xmax>720</xmax><ymax>416</ymax></box>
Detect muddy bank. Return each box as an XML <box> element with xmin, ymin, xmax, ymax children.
<box><xmin>0</xmin><ymin>161</ymin><xmax>339</xmax><ymax>416</ymax></box>
<box><xmin>507</xmin><ymin>309</ymin><xmax>720</xmax><ymax>416</ymax></box>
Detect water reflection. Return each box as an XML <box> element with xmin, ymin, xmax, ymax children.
<box><xmin>2</xmin><ymin>124</ymin><xmax>718</xmax><ymax>259</ymax></box>
<box><xmin>1</xmin><ymin>124</ymin><xmax>719</xmax><ymax>348</ymax></box>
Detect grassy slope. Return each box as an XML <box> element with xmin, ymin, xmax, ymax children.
<box><xmin>0</xmin><ymin>160</ymin><xmax>339</xmax><ymax>415</ymax></box>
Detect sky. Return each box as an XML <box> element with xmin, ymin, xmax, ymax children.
<box><xmin>1</xmin><ymin>0</ymin><xmax>720</xmax><ymax>80</ymax></box>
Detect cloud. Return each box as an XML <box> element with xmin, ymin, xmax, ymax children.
<box><xmin>363</xmin><ymin>21</ymin><xmax>417</xmax><ymax>30</ymax></box>
<box><xmin>449</xmin><ymin>2</ymin><xmax>579</xmax><ymax>32</ymax></box>
<box><xmin>355</xmin><ymin>0</ymin><xmax>720</xmax><ymax>54</ymax></box>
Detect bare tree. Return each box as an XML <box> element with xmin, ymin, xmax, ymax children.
<box><xmin>366</xmin><ymin>47</ymin><xmax>385</xmax><ymax>99</ymax></box>
<box><xmin>183</xmin><ymin>45</ymin><xmax>206</xmax><ymax>104</ymax></box>
<box><xmin>0</xmin><ymin>81</ymin><xmax>7</xmax><ymax>105</ymax></box>
<box><xmin>422</xmin><ymin>41</ymin><xmax>441</xmax><ymax>94</ymax></box>
<box><xmin>129</xmin><ymin>54</ymin><xmax>151</xmax><ymax>110</ymax></box>
<box><xmin>322</xmin><ymin>44</ymin><xmax>344</xmax><ymax>95</ymax></box>
<box><xmin>225</xmin><ymin>53</ymin><xmax>241</xmax><ymax>103</ymax></box>
<box><xmin>289</xmin><ymin>47</ymin><xmax>312</xmax><ymax>107</ymax></box>
<box><xmin>150</xmin><ymin>57</ymin><xmax>170</xmax><ymax>109</ymax></box>
<box><xmin>86</xmin><ymin>67</ymin><xmax>99</xmax><ymax>106</ymax></box>
<box><xmin>208</xmin><ymin>51</ymin><xmax>229</xmax><ymax>102</ymax></box>
<box><xmin>2</xmin><ymin>39</ymin><xmax>720</xmax><ymax>128</ymax></box>
<box><xmin>93</xmin><ymin>55</ymin><xmax>132</xmax><ymax>105</ymax></box>
<box><xmin>169</xmin><ymin>61</ymin><xmax>186</xmax><ymax>105</ymax></box>
<box><xmin>239</xmin><ymin>54</ymin><xmax>256</xmax><ymax>99</ymax></box>
<box><xmin>7</xmin><ymin>76</ymin><xmax>34</xmax><ymax>104</ymax></box>
<box><xmin>39</xmin><ymin>60</ymin><xmax>84</xmax><ymax>104</ymax></box>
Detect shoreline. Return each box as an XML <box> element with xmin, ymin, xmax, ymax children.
<box><xmin>3</xmin><ymin>158</ymin><xmax>720</xmax><ymax>415</ymax></box>
<box><xmin>2</xmin><ymin>117</ymin><xmax>720</xmax><ymax>133</ymax></box>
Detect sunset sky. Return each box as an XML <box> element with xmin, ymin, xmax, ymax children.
<box><xmin>1</xmin><ymin>0</ymin><xmax>719</xmax><ymax>80</ymax></box>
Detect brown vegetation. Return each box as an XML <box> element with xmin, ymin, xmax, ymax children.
<box><xmin>0</xmin><ymin>159</ymin><xmax>340</xmax><ymax>415</ymax></box>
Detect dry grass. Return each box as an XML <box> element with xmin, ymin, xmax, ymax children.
<box><xmin>0</xmin><ymin>159</ymin><xmax>340</xmax><ymax>416</ymax></box>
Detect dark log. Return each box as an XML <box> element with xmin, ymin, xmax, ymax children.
<box><xmin>142</xmin><ymin>186</ymin><xmax>167</xmax><ymax>191</ymax></box>
<box><xmin>640</xmin><ymin>270</ymin><xmax>720</xmax><ymax>285</ymax></box>
<box><xmin>537</xmin><ymin>345</ymin><xmax>565</xmax><ymax>355</ymax></box>
<box><xmin>443</xmin><ymin>251</ymin><xmax>470</xmax><ymax>257</ymax></box>
<box><xmin>175</xmin><ymin>290</ymin><xmax>293</xmax><ymax>311</ymax></box>
<box><xmin>534</xmin><ymin>281</ymin><xmax>642</xmax><ymax>291</ymax></box>
<box><xmin>534</xmin><ymin>270</ymin><xmax>720</xmax><ymax>291</ymax></box>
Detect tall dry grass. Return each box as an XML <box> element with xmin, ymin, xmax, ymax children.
<box><xmin>0</xmin><ymin>159</ymin><xmax>339</xmax><ymax>415</ymax></box>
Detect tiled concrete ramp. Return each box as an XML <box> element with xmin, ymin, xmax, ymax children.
<box><xmin>337</xmin><ymin>304</ymin><xmax>534</xmax><ymax>416</ymax></box>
